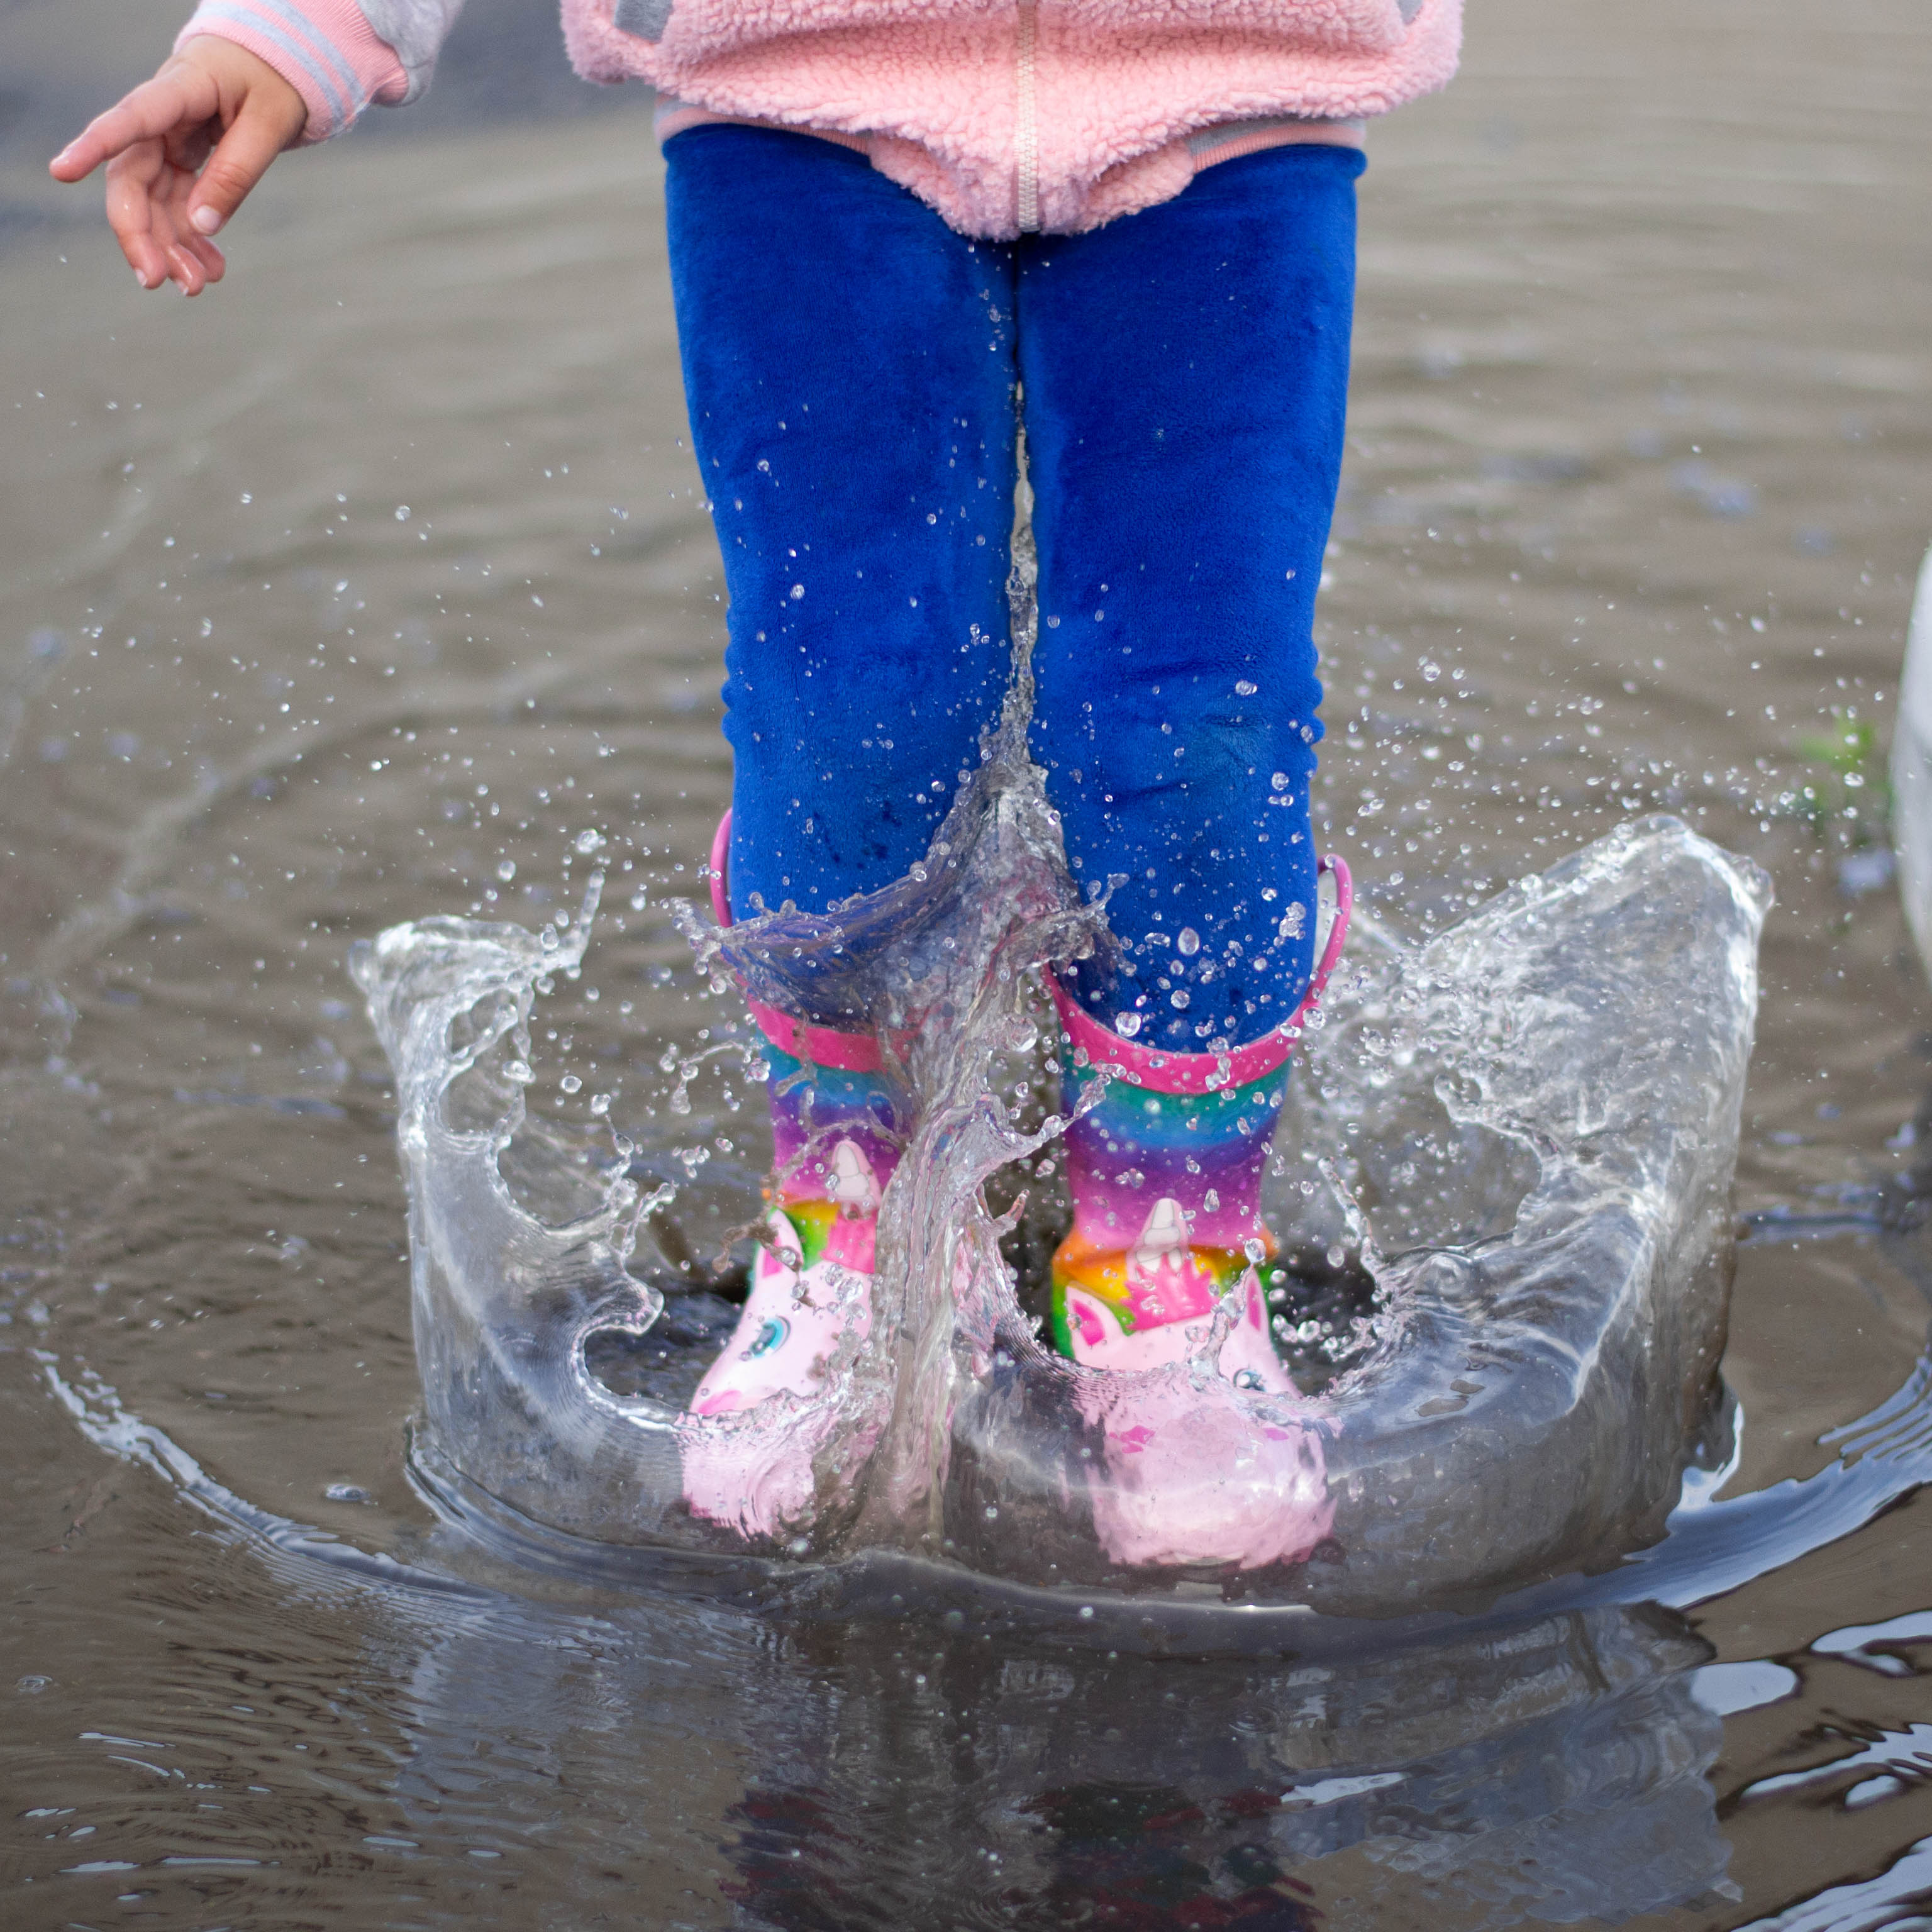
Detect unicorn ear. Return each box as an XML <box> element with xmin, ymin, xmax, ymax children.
<box><xmin>1245</xmin><ymin>1270</ymin><xmax>1268</xmax><ymax>1330</ymax></box>
<box><xmin>760</xmin><ymin>1206</ymin><xmax>803</xmax><ymax>1277</ymax></box>
<box><xmin>1063</xmin><ymin>1287</ymin><xmax>1126</xmax><ymax>1358</ymax></box>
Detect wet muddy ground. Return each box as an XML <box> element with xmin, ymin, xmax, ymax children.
<box><xmin>3</xmin><ymin>0</ymin><xmax>1931</xmax><ymax>1924</ymax></box>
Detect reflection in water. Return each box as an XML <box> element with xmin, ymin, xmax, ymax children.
<box><xmin>45</xmin><ymin>1311</ymin><xmax>1932</xmax><ymax>1925</ymax></box>
<box><xmin>58</xmin><ymin>1338</ymin><xmax>1932</xmax><ymax>1928</ymax></box>
<box><xmin>374</xmin><ymin>1581</ymin><xmax>1733</xmax><ymax>1928</ymax></box>
<box><xmin>1735</xmin><ymin>1836</ymin><xmax>1932</xmax><ymax>1932</ymax></box>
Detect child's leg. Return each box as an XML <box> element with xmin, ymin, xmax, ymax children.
<box><xmin>663</xmin><ymin>126</ymin><xmax>1019</xmax><ymax>919</ymax></box>
<box><xmin>663</xmin><ymin>127</ymin><xmax>1018</xmax><ymax>1414</ymax></box>
<box><xmin>1021</xmin><ymin>144</ymin><xmax>1361</xmax><ymax>1046</ymax></box>
<box><xmin>1018</xmin><ymin>145</ymin><xmax>1364</xmax><ymax>1377</ymax></box>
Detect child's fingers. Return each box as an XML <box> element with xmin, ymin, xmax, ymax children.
<box><xmin>55</xmin><ymin>45</ymin><xmax>302</xmax><ymax>289</ymax></box>
<box><xmin>49</xmin><ymin>71</ymin><xmax>211</xmax><ymax>184</ymax></box>
<box><xmin>157</xmin><ymin>168</ymin><xmax>228</xmax><ymax>292</ymax></box>
<box><xmin>165</xmin><ymin>243</ymin><xmax>210</xmax><ymax>297</ymax></box>
<box><xmin>103</xmin><ymin>142</ymin><xmax>173</xmax><ymax>287</ymax></box>
<box><xmin>184</xmin><ymin>92</ymin><xmax>303</xmax><ymax>238</ymax></box>
<box><xmin>183</xmin><ymin>231</ymin><xmax>228</xmax><ymax>284</ymax></box>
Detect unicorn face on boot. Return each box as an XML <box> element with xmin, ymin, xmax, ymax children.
<box><xmin>1060</xmin><ymin>1197</ymin><xmax>1292</xmax><ymax>1391</ymax></box>
<box><xmin>1061</xmin><ymin>1260</ymin><xmax>1291</xmax><ymax>1392</ymax></box>
<box><xmin>689</xmin><ymin>1199</ymin><xmax>874</xmax><ymax>1417</ymax></box>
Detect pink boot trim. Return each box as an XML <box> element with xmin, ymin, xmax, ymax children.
<box><xmin>1051</xmin><ymin>854</ymin><xmax>1351</xmax><ymax>1095</ymax></box>
<box><xmin>746</xmin><ymin>997</ymin><xmax>887</xmax><ymax>1074</ymax></box>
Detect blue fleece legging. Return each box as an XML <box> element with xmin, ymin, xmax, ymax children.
<box><xmin>664</xmin><ymin>128</ymin><xmax>1361</xmax><ymax>1052</ymax></box>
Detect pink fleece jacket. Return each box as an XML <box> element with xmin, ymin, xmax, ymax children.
<box><xmin>179</xmin><ymin>0</ymin><xmax>1460</xmax><ymax>236</ymax></box>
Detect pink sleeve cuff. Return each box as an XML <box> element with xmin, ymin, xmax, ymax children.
<box><xmin>177</xmin><ymin>0</ymin><xmax>407</xmax><ymax>143</ymax></box>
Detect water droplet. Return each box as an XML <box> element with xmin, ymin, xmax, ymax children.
<box><xmin>496</xmin><ymin>860</ymin><xmax>516</xmax><ymax>882</ymax></box>
<box><xmin>1235</xmin><ymin>679</ymin><xmax>1257</xmax><ymax>697</ymax></box>
<box><xmin>559</xmin><ymin>1074</ymin><xmax>582</xmax><ymax>1094</ymax></box>
<box><xmin>1176</xmin><ymin>927</ymin><xmax>1201</xmax><ymax>956</ymax></box>
<box><xmin>574</xmin><ymin>830</ymin><xmax>604</xmax><ymax>855</ymax></box>
<box><xmin>1116</xmin><ymin>1012</ymin><xmax>1141</xmax><ymax>1038</ymax></box>
<box><xmin>1243</xmin><ymin>1238</ymin><xmax>1267</xmax><ymax>1264</ymax></box>
<box><xmin>394</xmin><ymin>504</ymin><xmax>411</xmax><ymax>521</ymax></box>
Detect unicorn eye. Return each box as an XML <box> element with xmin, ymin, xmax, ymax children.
<box><xmin>746</xmin><ymin>1316</ymin><xmax>789</xmax><ymax>1359</ymax></box>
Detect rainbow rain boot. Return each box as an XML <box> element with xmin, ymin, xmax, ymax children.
<box><xmin>1048</xmin><ymin>857</ymin><xmax>1350</xmax><ymax>1391</ymax></box>
<box><xmin>689</xmin><ymin>812</ymin><xmax>906</xmax><ymax>1419</ymax></box>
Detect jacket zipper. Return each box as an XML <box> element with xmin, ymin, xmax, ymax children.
<box><xmin>1016</xmin><ymin>0</ymin><xmax>1040</xmax><ymax>232</ymax></box>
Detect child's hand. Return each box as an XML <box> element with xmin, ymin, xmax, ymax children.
<box><xmin>48</xmin><ymin>40</ymin><xmax>306</xmax><ymax>296</ymax></box>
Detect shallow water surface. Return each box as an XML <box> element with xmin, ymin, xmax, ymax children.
<box><xmin>4</xmin><ymin>1</ymin><xmax>1932</xmax><ymax>1924</ymax></box>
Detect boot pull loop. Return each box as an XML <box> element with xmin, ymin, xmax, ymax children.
<box><xmin>1305</xmin><ymin>853</ymin><xmax>1353</xmax><ymax>1008</ymax></box>
<box><xmin>709</xmin><ymin>808</ymin><xmax>733</xmax><ymax>928</ymax></box>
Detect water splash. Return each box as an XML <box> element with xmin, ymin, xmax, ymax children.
<box><xmin>921</xmin><ymin>806</ymin><xmax>1768</xmax><ymax>1607</ymax></box>
<box><xmin>345</xmin><ymin>478</ymin><xmax>1784</xmax><ymax>1604</ymax></box>
<box><xmin>353</xmin><ymin>686</ymin><xmax>1778</xmax><ymax>1610</ymax></box>
<box><xmin>1270</xmin><ymin>815</ymin><xmax>1766</xmax><ymax>1611</ymax></box>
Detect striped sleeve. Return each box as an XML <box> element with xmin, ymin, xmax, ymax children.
<box><xmin>175</xmin><ymin>0</ymin><xmax>411</xmax><ymax>143</ymax></box>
